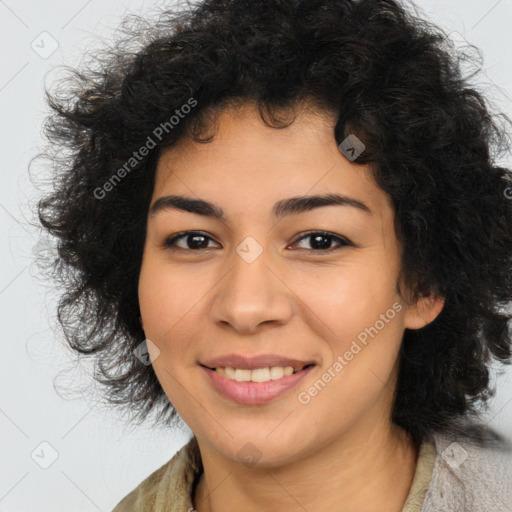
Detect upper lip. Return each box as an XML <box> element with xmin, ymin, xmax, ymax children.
<box><xmin>200</xmin><ymin>353</ymin><xmax>317</xmax><ymax>371</ymax></box>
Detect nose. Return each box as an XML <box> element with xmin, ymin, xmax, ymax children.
<box><xmin>209</xmin><ymin>241</ymin><xmax>294</xmax><ymax>335</ymax></box>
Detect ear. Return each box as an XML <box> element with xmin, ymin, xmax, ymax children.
<box><xmin>403</xmin><ymin>294</ymin><xmax>445</xmax><ymax>330</ymax></box>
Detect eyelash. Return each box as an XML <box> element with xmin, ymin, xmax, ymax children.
<box><xmin>162</xmin><ymin>230</ymin><xmax>353</xmax><ymax>253</ymax></box>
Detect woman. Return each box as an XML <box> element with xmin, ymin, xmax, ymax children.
<box><xmin>38</xmin><ymin>0</ymin><xmax>512</xmax><ymax>510</ymax></box>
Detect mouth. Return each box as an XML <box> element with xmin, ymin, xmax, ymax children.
<box><xmin>201</xmin><ymin>363</ymin><xmax>315</xmax><ymax>383</ymax></box>
<box><xmin>200</xmin><ymin>362</ymin><xmax>317</xmax><ymax>405</ymax></box>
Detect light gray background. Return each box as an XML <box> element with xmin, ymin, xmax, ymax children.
<box><xmin>1</xmin><ymin>0</ymin><xmax>512</xmax><ymax>510</ymax></box>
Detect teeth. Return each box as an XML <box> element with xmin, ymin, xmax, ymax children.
<box><xmin>235</xmin><ymin>368</ymin><xmax>252</xmax><ymax>382</ymax></box>
<box><xmin>270</xmin><ymin>366</ymin><xmax>284</xmax><ymax>380</ymax></box>
<box><xmin>214</xmin><ymin>365</ymin><xmax>300</xmax><ymax>383</ymax></box>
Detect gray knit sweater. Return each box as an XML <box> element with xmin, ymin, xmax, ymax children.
<box><xmin>112</xmin><ymin>429</ymin><xmax>512</xmax><ymax>511</ymax></box>
<box><xmin>419</xmin><ymin>431</ymin><xmax>512</xmax><ymax>511</ymax></box>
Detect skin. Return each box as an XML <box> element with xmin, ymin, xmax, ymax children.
<box><xmin>138</xmin><ymin>100</ymin><xmax>445</xmax><ymax>512</ymax></box>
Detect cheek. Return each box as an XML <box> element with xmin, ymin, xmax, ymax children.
<box><xmin>296</xmin><ymin>272</ymin><xmax>404</xmax><ymax>428</ymax></box>
<box><xmin>301</xmin><ymin>259</ymin><xmax>401</xmax><ymax>337</ymax></box>
<box><xmin>137</xmin><ymin>256</ymin><xmax>198</xmax><ymax>406</ymax></box>
<box><xmin>299</xmin><ymin>258</ymin><xmax>404</xmax><ymax>393</ymax></box>
<box><xmin>138</xmin><ymin>253</ymin><xmax>202</xmax><ymax>339</ymax></box>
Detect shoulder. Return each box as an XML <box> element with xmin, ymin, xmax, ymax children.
<box><xmin>111</xmin><ymin>460</ymin><xmax>170</xmax><ymax>512</ymax></box>
<box><xmin>111</xmin><ymin>436</ymin><xmax>201</xmax><ymax>512</ymax></box>
<box><xmin>422</xmin><ymin>428</ymin><xmax>512</xmax><ymax>512</ymax></box>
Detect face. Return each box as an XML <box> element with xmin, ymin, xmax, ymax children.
<box><xmin>138</xmin><ymin>101</ymin><xmax>443</xmax><ymax>467</ymax></box>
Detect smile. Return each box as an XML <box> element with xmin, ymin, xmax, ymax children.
<box><xmin>201</xmin><ymin>364</ymin><xmax>316</xmax><ymax>405</ymax></box>
<box><xmin>210</xmin><ymin>364</ymin><xmax>313</xmax><ymax>382</ymax></box>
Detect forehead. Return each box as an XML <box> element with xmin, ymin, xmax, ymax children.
<box><xmin>152</xmin><ymin>102</ymin><xmax>393</xmax><ymax>221</ymax></box>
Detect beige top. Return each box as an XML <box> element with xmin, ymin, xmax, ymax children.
<box><xmin>112</xmin><ymin>435</ymin><xmax>437</xmax><ymax>512</ymax></box>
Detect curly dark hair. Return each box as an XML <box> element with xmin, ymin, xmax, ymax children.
<box><xmin>36</xmin><ymin>0</ymin><xmax>512</xmax><ymax>446</ymax></box>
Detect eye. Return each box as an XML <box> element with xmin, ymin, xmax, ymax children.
<box><xmin>289</xmin><ymin>231</ymin><xmax>353</xmax><ymax>252</ymax></box>
<box><xmin>163</xmin><ymin>230</ymin><xmax>352</xmax><ymax>253</ymax></box>
<box><xmin>163</xmin><ymin>231</ymin><xmax>220</xmax><ymax>251</ymax></box>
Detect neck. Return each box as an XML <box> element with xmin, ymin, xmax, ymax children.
<box><xmin>193</xmin><ymin>422</ymin><xmax>419</xmax><ymax>512</ymax></box>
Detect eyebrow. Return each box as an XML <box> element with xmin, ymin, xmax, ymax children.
<box><xmin>149</xmin><ymin>193</ymin><xmax>372</xmax><ymax>220</ymax></box>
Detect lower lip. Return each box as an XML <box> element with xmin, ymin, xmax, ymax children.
<box><xmin>201</xmin><ymin>365</ymin><xmax>315</xmax><ymax>405</ymax></box>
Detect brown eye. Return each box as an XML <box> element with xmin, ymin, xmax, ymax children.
<box><xmin>162</xmin><ymin>230</ymin><xmax>353</xmax><ymax>253</ymax></box>
<box><xmin>163</xmin><ymin>231</ymin><xmax>219</xmax><ymax>251</ymax></box>
<box><xmin>290</xmin><ymin>231</ymin><xmax>353</xmax><ymax>252</ymax></box>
